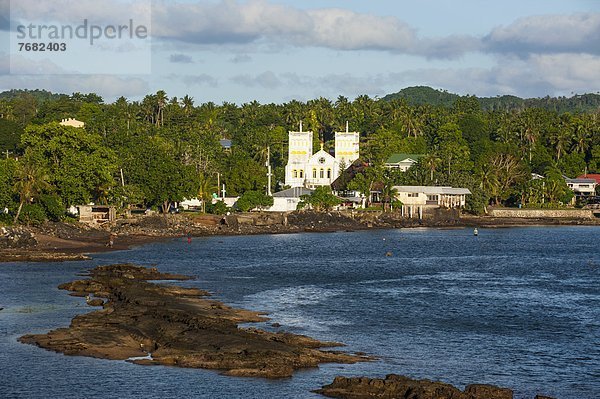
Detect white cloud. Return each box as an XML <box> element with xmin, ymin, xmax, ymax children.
<box><xmin>529</xmin><ymin>53</ymin><xmax>600</xmax><ymax>93</ymax></box>
<box><xmin>181</xmin><ymin>74</ymin><xmax>218</xmax><ymax>87</ymax></box>
<box><xmin>230</xmin><ymin>54</ymin><xmax>252</xmax><ymax>63</ymax></box>
<box><xmin>233</xmin><ymin>50</ymin><xmax>600</xmax><ymax>100</ymax></box>
<box><xmin>231</xmin><ymin>71</ymin><xmax>281</xmax><ymax>89</ymax></box>
<box><xmin>150</xmin><ymin>0</ymin><xmax>476</xmax><ymax>58</ymax></box>
<box><xmin>484</xmin><ymin>13</ymin><xmax>600</xmax><ymax>56</ymax></box>
<box><xmin>301</xmin><ymin>8</ymin><xmax>416</xmax><ymax>51</ymax></box>
<box><xmin>169</xmin><ymin>53</ymin><xmax>193</xmax><ymax>64</ymax></box>
<box><xmin>11</xmin><ymin>1</ymin><xmax>599</xmax><ymax>60</ymax></box>
<box><xmin>5</xmin><ymin>1</ymin><xmax>600</xmax><ymax>101</ymax></box>
<box><xmin>399</xmin><ymin>53</ymin><xmax>600</xmax><ymax>97</ymax></box>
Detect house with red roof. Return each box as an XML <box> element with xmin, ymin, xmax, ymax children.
<box><xmin>577</xmin><ymin>174</ymin><xmax>600</xmax><ymax>185</ymax></box>
<box><xmin>567</xmin><ymin>176</ymin><xmax>597</xmax><ymax>197</ymax></box>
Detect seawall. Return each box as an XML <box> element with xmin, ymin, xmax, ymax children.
<box><xmin>489</xmin><ymin>209</ymin><xmax>595</xmax><ymax>219</ymax></box>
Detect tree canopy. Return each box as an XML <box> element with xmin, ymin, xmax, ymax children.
<box><xmin>0</xmin><ymin>87</ymin><xmax>597</xmax><ymax>223</ymax></box>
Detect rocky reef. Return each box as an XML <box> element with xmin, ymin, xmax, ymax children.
<box><xmin>315</xmin><ymin>374</ymin><xmax>556</xmax><ymax>399</ymax></box>
<box><xmin>19</xmin><ymin>264</ymin><xmax>369</xmax><ymax>378</ymax></box>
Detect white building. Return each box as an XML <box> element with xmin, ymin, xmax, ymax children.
<box><xmin>267</xmin><ymin>187</ymin><xmax>314</xmax><ymax>212</ymax></box>
<box><xmin>60</xmin><ymin>118</ymin><xmax>85</xmax><ymax>128</ymax></box>
<box><xmin>393</xmin><ymin>185</ymin><xmax>471</xmax><ymax>218</ymax></box>
<box><xmin>384</xmin><ymin>154</ymin><xmax>423</xmax><ymax>171</ymax></box>
<box><xmin>565</xmin><ymin>178</ymin><xmax>597</xmax><ymax>196</ymax></box>
<box><xmin>179</xmin><ymin>198</ymin><xmax>203</xmax><ymax>210</ymax></box>
<box><xmin>285</xmin><ymin>122</ymin><xmax>359</xmax><ymax>188</ymax></box>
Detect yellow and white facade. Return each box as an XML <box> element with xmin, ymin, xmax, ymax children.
<box><xmin>285</xmin><ymin>122</ymin><xmax>359</xmax><ymax>188</ymax></box>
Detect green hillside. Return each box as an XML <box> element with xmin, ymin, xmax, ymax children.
<box><xmin>383</xmin><ymin>86</ymin><xmax>600</xmax><ymax>113</ymax></box>
<box><xmin>0</xmin><ymin>89</ymin><xmax>66</xmax><ymax>103</ymax></box>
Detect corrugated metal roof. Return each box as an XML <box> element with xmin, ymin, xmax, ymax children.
<box><xmin>566</xmin><ymin>178</ymin><xmax>596</xmax><ymax>184</ymax></box>
<box><xmin>273</xmin><ymin>187</ymin><xmax>314</xmax><ymax>198</ymax></box>
<box><xmin>393</xmin><ymin>186</ymin><xmax>471</xmax><ymax>195</ymax></box>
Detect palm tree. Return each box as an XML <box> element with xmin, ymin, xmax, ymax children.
<box><xmin>155</xmin><ymin>90</ymin><xmax>168</xmax><ymax>127</ymax></box>
<box><xmin>478</xmin><ymin>168</ymin><xmax>499</xmax><ymax>211</ymax></box>
<box><xmin>94</xmin><ymin>181</ymin><xmax>112</xmax><ymax>205</ymax></box>
<box><xmin>197</xmin><ymin>172</ymin><xmax>217</xmax><ymax>213</ymax></box>
<box><xmin>307</xmin><ymin>97</ymin><xmax>335</xmax><ymax>139</ymax></box>
<box><xmin>400</xmin><ymin>106</ymin><xmax>424</xmax><ymax>138</ymax></box>
<box><xmin>13</xmin><ymin>161</ymin><xmax>50</xmax><ymax>223</ymax></box>
<box><xmin>382</xmin><ymin>99</ymin><xmax>405</xmax><ymax>125</ymax></box>
<box><xmin>552</xmin><ymin>115</ymin><xmax>572</xmax><ymax>161</ymax></box>
<box><xmin>422</xmin><ymin>153</ymin><xmax>441</xmax><ymax>182</ymax></box>
<box><xmin>140</xmin><ymin>95</ymin><xmax>156</xmax><ymax>125</ymax></box>
<box><xmin>572</xmin><ymin>117</ymin><xmax>590</xmax><ymax>154</ymax></box>
<box><xmin>552</xmin><ymin>130</ymin><xmax>571</xmax><ymax>161</ymax></box>
<box><xmin>283</xmin><ymin>99</ymin><xmax>304</xmax><ymax>128</ymax></box>
<box><xmin>334</xmin><ymin>95</ymin><xmax>353</xmax><ymax>127</ymax></box>
<box><xmin>181</xmin><ymin>95</ymin><xmax>194</xmax><ymax>117</ymax></box>
<box><xmin>380</xmin><ymin>179</ymin><xmax>398</xmax><ymax>212</ymax></box>
<box><xmin>518</xmin><ymin>110</ymin><xmax>542</xmax><ymax>162</ymax></box>
<box><xmin>352</xmin><ymin>95</ymin><xmax>379</xmax><ymax>133</ymax></box>
<box><xmin>495</xmin><ymin>111</ymin><xmax>514</xmax><ymax>144</ymax></box>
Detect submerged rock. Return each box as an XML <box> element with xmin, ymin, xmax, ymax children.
<box><xmin>19</xmin><ymin>264</ymin><xmax>370</xmax><ymax>378</ymax></box>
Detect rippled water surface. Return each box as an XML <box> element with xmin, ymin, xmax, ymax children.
<box><xmin>1</xmin><ymin>226</ymin><xmax>599</xmax><ymax>398</ymax></box>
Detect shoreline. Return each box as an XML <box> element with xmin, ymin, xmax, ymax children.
<box><xmin>1</xmin><ymin>212</ymin><xmax>598</xmax><ymax>263</ymax></box>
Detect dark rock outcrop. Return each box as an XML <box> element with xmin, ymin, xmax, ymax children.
<box><xmin>315</xmin><ymin>374</ymin><xmax>540</xmax><ymax>399</ymax></box>
<box><xmin>0</xmin><ymin>226</ymin><xmax>37</xmax><ymax>249</ymax></box>
<box><xmin>19</xmin><ymin>264</ymin><xmax>370</xmax><ymax>378</ymax></box>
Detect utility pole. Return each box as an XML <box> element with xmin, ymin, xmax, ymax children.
<box><xmin>266</xmin><ymin>146</ymin><xmax>272</xmax><ymax>196</ymax></box>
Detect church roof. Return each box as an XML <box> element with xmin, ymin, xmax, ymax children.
<box><xmin>310</xmin><ymin>149</ymin><xmax>336</xmax><ymax>159</ymax></box>
<box><xmin>307</xmin><ymin>149</ymin><xmax>337</xmax><ymax>164</ymax></box>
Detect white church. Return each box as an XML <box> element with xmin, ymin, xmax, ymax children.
<box><xmin>285</xmin><ymin>122</ymin><xmax>359</xmax><ymax>188</ymax></box>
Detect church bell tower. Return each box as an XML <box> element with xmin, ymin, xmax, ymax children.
<box><xmin>285</xmin><ymin>121</ymin><xmax>313</xmax><ymax>187</ymax></box>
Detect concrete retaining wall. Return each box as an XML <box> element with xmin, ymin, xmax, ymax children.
<box><xmin>489</xmin><ymin>209</ymin><xmax>594</xmax><ymax>219</ymax></box>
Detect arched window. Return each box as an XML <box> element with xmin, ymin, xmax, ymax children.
<box><xmin>299</xmin><ymin>170</ymin><xmax>304</xmax><ymax>178</ymax></box>
<box><xmin>319</xmin><ymin>168</ymin><xmax>324</xmax><ymax>179</ymax></box>
<box><xmin>292</xmin><ymin>170</ymin><xmax>297</xmax><ymax>178</ymax></box>
<box><xmin>313</xmin><ymin>168</ymin><xmax>317</xmax><ymax>179</ymax></box>
<box><xmin>327</xmin><ymin>168</ymin><xmax>332</xmax><ymax>179</ymax></box>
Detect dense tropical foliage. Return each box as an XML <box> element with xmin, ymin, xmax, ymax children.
<box><xmin>0</xmin><ymin>87</ymin><xmax>598</xmax><ymax>223</ymax></box>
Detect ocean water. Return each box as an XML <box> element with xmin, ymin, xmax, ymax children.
<box><xmin>1</xmin><ymin>226</ymin><xmax>599</xmax><ymax>399</ymax></box>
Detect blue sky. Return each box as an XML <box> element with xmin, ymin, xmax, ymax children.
<box><xmin>2</xmin><ymin>0</ymin><xmax>600</xmax><ymax>103</ymax></box>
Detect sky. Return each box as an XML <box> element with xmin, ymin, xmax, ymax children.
<box><xmin>1</xmin><ymin>0</ymin><xmax>599</xmax><ymax>104</ymax></box>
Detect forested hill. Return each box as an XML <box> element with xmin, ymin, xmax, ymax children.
<box><xmin>0</xmin><ymin>89</ymin><xmax>66</xmax><ymax>103</ymax></box>
<box><xmin>382</xmin><ymin>86</ymin><xmax>600</xmax><ymax>113</ymax></box>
